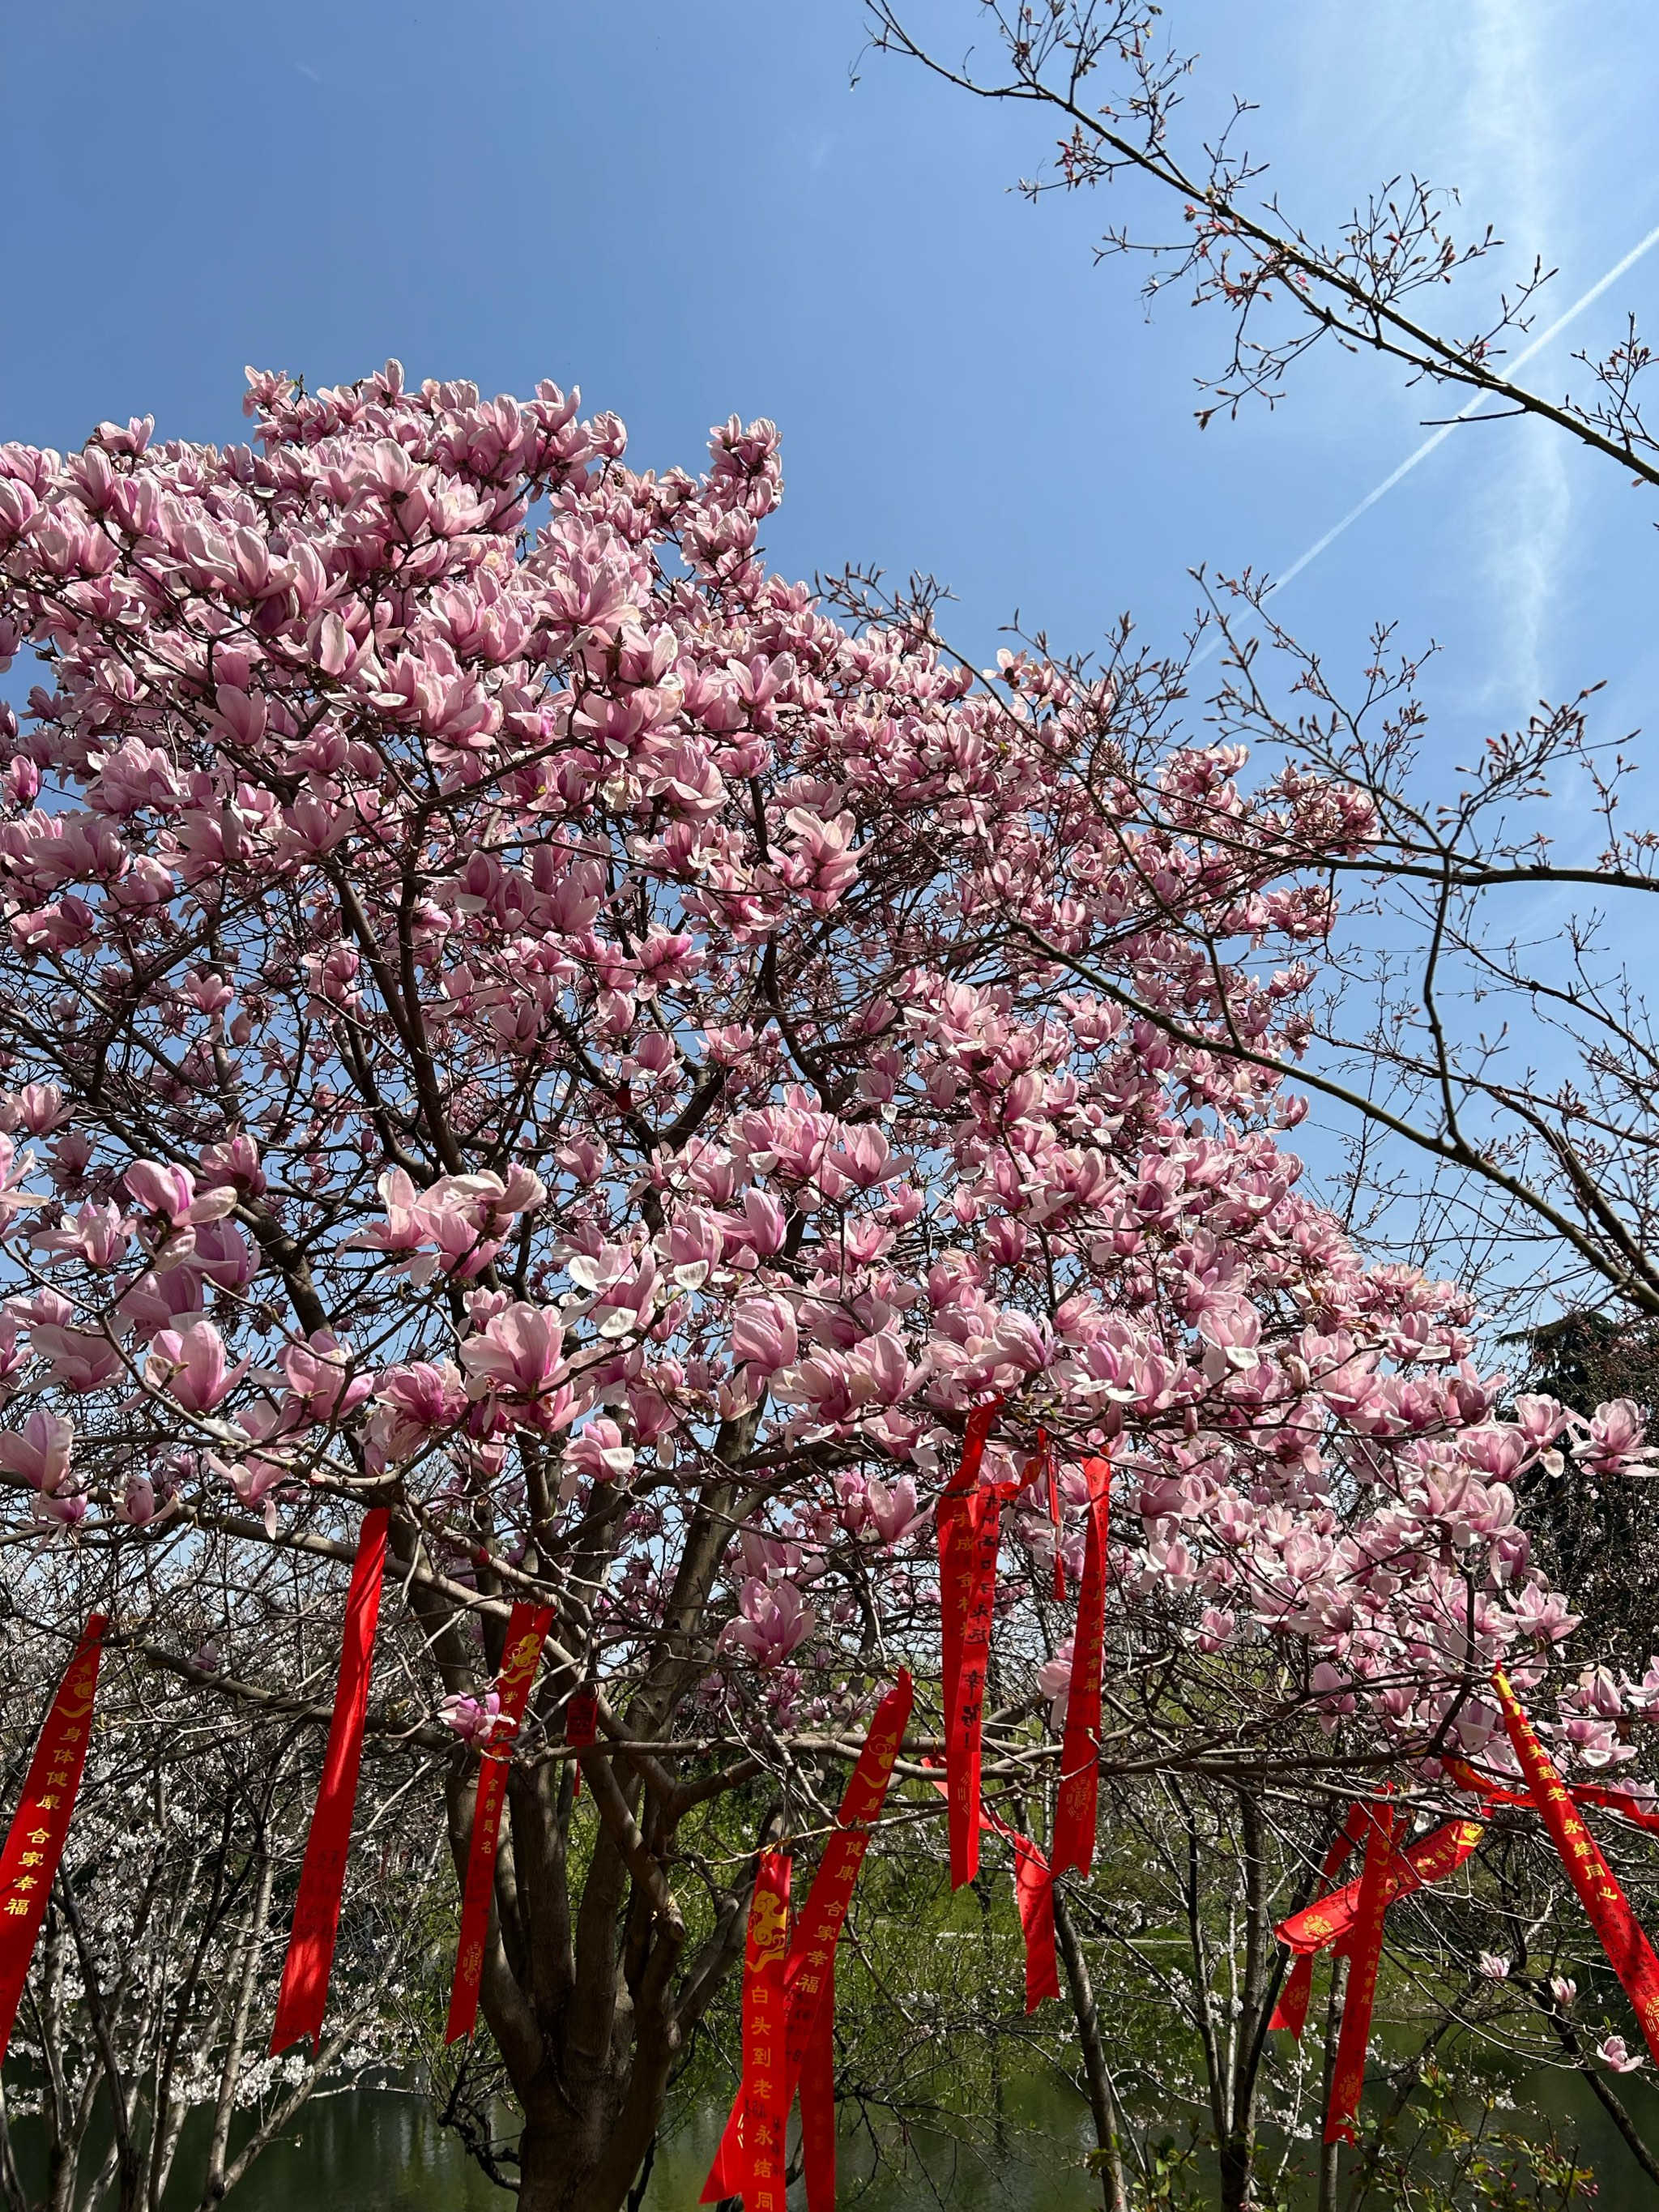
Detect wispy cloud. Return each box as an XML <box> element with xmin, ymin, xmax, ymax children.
<box><xmin>1463</xmin><ymin>0</ymin><xmax>1562</xmax><ymax>708</ymax></box>
<box><xmin>1193</xmin><ymin>6</ymin><xmax>1659</xmax><ymax>676</ymax></box>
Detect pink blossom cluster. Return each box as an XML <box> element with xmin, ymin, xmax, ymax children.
<box><xmin>0</xmin><ymin>365</ymin><xmax>1647</xmax><ymax>1765</ymax></box>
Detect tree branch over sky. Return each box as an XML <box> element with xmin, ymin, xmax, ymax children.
<box><xmin>865</xmin><ymin>0</ymin><xmax>1659</xmax><ymax>1335</ymax></box>
<box><xmin>865</xmin><ymin>1</ymin><xmax>1659</xmax><ymax>468</ymax></box>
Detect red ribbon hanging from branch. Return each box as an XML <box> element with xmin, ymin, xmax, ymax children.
<box><xmin>271</xmin><ymin>1508</ymin><xmax>389</xmax><ymax>2056</ymax></box>
<box><xmin>740</xmin><ymin>1848</ymin><xmax>791</xmax><ymax>2212</ymax></box>
<box><xmin>1446</xmin><ymin>1751</ymin><xmax>1659</xmax><ymax>1837</ymax></box>
<box><xmin>925</xmin><ymin>1775</ymin><xmax>1060</xmax><ymax>2013</ymax></box>
<box><xmin>445</xmin><ymin>1602</ymin><xmax>555</xmax><ymax>2044</ymax></box>
<box><xmin>1271</xmin><ymin>1802</ymin><xmax>1370</xmax><ymax>2039</ymax></box>
<box><xmin>938</xmin><ymin>1403</ymin><xmax>1000</xmax><ymax>1890</ymax></box>
<box><xmin>987</xmin><ymin>1804</ymin><xmax>1060</xmax><ymax>2012</ymax></box>
<box><xmin>1051</xmin><ymin>1454</ymin><xmax>1111</xmax><ymax>1878</ymax></box>
<box><xmin>1493</xmin><ymin>1668</ymin><xmax>1659</xmax><ymax>2067</ymax></box>
<box><xmin>1324</xmin><ymin>1796</ymin><xmax>1398</xmax><ymax>2146</ymax></box>
<box><xmin>1277</xmin><ymin>1815</ymin><xmax>1485</xmax><ymax>1960</ymax></box>
<box><xmin>703</xmin><ymin>1673</ymin><xmax>913</xmax><ymax>2206</ymax></box>
<box><xmin>798</xmin><ymin>1955</ymin><xmax>838</xmax><ymax>2212</ymax></box>
<box><xmin>0</xmin><ymin>1614</ymin><xmax>108</xmax><ymax>2061</ymax></box>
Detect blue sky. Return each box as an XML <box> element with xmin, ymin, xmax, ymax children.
<box><xmin>6</xmin><ymin>0</ymin><xmax>1657</xmax><ymax>750</ymax></box>
<box><xmin>4</xmin><ymin>0</ymin><xmax>1657</xmax><ymax>1309</ymax></box>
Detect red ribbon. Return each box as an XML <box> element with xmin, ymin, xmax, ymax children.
<box><xmin>1494</xmin><ymin>1668</ymin><xmax>1659</xmax><ymax>2067</ymax></box>
<box><xmin>939</xmin><ymin>1403</ymin><xmax>1000</xmax><ymax>1890</ymax></box>
<box><xmin>445</xmin><ymin>1602</ymin><xmax>554</xmax><ymax>2043</ymax></box>
<box><xmin>0</xmin><ymin>1615</ymin><xmax>108</xmax><ymax>2060</ymax></box>
<box><xmin>1051</xmin><ymin>1454</ymin><xmax>1111</xmax><ymax>1877</ymax></box>
<box><xmin>1324</xmin><ymin>1796</ymin><xmax>1398</xmax><ymax>2146</ymax></box>
<box><xmin>703</xmin><ymin>1674</ymin><xmax>913</xmax><ymax>2204</ymax></box>
<box><xmin>998</xmin><ymin>1811</ymin><xmax>1060</xmax><ymax>2012</ymax></box>
<box><xmin>271</xmin><ymin>1509</ymin><xmax>389</xmax><ymax>2055</ymax></box>
<box><xmin>1011</xmin><ymin>1428</ymin><xmax>1062</xmax><ymax>1599</ymax></box>
<box><xmin>1277</xmin><ymin>1815</ymin><xmax>1484</xmax><ymax>1959</ymax></box>
<box><xmin>1446</xmin><ymin>1752</ymin><xmax>1659</xmax><ymax>1836</ymax></box>
<box><xmin>799</xmin><ymin>1955</ymin><xmax>837</xmax><ymax>2212</ymax></box>
<box><xmin>1271</xmin><ymin>1802</ymin><xmax>1370</xmax><ymax>2038</ymax></box>
<box><xmin>740</xmin><ymin>1849</ymin><xmax>791</xmax><ymax>2212</ymax></box>
<box><xmin>924</xmin><ymin>1775</ymin><xmax>1060</xmax><ymax>2013</ymax></box>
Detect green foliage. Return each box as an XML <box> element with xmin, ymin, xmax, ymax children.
<box><xmin>1350</xmin><ymin>2060</ymin><xmax>1597</xmax><ymax>2211</ymax></box>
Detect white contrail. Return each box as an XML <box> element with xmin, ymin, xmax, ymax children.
<box><xmin>1192</xmin><ymin>216</ymin><xmax>1659</xmax><ymax>659</ymax></box>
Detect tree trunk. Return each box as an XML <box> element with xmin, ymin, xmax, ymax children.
<box><xmin>1052</xmin><ymin>1885</ymin><xmax>1127</xmax><ymax>2212</ymax></box>
<box><xmin>1218</xmin><ymin>1787</ymin><xmax>1271</xmax><ymax>2212</ymax></box>
<box><xmin>1316</xmin><ymin>1953</ymin><xmax>1350</xmax><ymax>2212</ymax></box>
<box><xmin>516</xmin><ymin>2099</ymin><xmax>659</xmax><ymax>2212</ymax></box>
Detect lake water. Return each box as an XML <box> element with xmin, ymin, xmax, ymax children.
<box><xmin>12</xmin><ymin>2059</ymin><xmax>1659</xmax><ymax>2207</ymax></box>
<box><xmin>164</xmin><ymin>2062</ymin><xmax>1659</xmax><ymax>2210</ymax></box>
<box><xmin>218</xmin><ymin>2078</ymin><xmax>1108</xmax><ymax>2210</ymax></box>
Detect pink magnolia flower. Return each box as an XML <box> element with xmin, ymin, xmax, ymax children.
<box><xmin>1550</xmin><ymin>1976</ymin><xmax>1577</xmax><ymax>2009</ymax></box>
<box><xmin>829</xmin><ymin>1123</ymin><xmax>898</xmax><ymax>1189</ymax></box>
<box><xmin>33</xmin><ymin>1489</ymin><xmax>87</xmax><ymax>1528</ymax></box>
<box><xmin>735</xmin><ymin>1530</ymin><xmax>802</xmax><ymax>1588</ymax></box>
<box><xmin>176</xmin><ymin>1220</ymin><xmax>251</xmax><ymax>1294</ymax></box>
<box><xmin>459</xmin><ymin>1302</ymin><xmax>579</xmax><ymax>1432</ymax></box>
<box><xmin>416</xmin><ymin>1189</ymin><xmax>505</xmax><ymax>1282</ymax></box>
<box><xmin>591</xmin><ymin>1250</ymin><xmax>660</xmax><ymax>1339</ymax></box>
<box><xmin>728</xmin><ymin>1187</ymin><xmax>787</xmax><ymax>1262</ymax></box>
<box><xmin>990</xmin><ymin>1309</ymin><xmax>1053</xmax><ymax>1375</ymax></box>
<box><xmin>350</xmin><ymin>1168</ymin><xmax>429</xmax><ymax>1258</ymax></box>
<box><xmin>565</xmin><ymin>1416</ymin><xmax>635</xmax><ymax>1484</ymax></box>
<box><xmin>834</xmin><ymin>1471</ymin><xmax>870</xmax><ymax>1535</ymax></box>
<box><xmin>440</xmin><ymin>1689</ymin><xmax>509</xmax><ymax>1749</ymax></box>
<box><xmin>117</xmin><ymin>1265</ymin><xmax>206</xmax><ymax>1343</ymax></box>
<box><xmin>1598</xmin><ymin>2035</ymin><xmax>1645</xmax><ymax>2073</ymax></box>
<box><xmin>662</xmin><ymin>1206</ymin><xmax>724</xmax><ymax>1287</ymax></box>
<box><xmin>15</xmin><ymin>1082</ymin><xmax>70</xmax><ymax>1134</ymax></box>
<box><xmin>777</xmin><ymin>808</ymin><xmax>860</xmax><ymax>911</ymax></box>
<box><xmin>281</xmin><ymin>1332</ymin><xmax>373</xmax><ymax>1424</ymax></box>
<box><xmin>149</xmin><ymin>1319</ymin><xmax>245</xmax><ymax>1412</ymax></box>
<box><xmin>119</xmin><ymin>1472</ymin><xmax>158</xmax><ymax>1526</ymax></box>
<box><xmin>367</xmin><ymin>1359</ymin><xmax>467</xmax><ymax>1466</ymax></box>
<box><xmin>1576</xmin><ymin>1399</ymin><xmax>1658</xmax><ymax>1480</ymax></box>
<box><xmin>31</xmin><ymin>1324</ymin><xmax>124</xmax><ymax>1393</ymax></box>
<box><xmin>198</xmin><ymin>1131</ymin><xmax>267</xmax><ymax>1195</ymax></box>
<box><xmin>1475</xmin><ymin>1952</ymin><xmax>1510</xmax><ymax>1981</ymax></box>
<box><xmin>382</xmin><ymin>1167</ymin><xmax>548</xmax><ymax>1285</ymax></box>
<box><xmin>720</xmin><ymin>1578</ymin><xmax>816</xmax><ymax>1668</ymax></box>
<box><xmin>1509</xmin><ymin>1583</ymin><xmax>1581</xmax><ymax>1644</ymax></box>
<box><xmin>215</xmin><ymin>1441</ymin><xmax>290</xmax><ymax>1531</ymax></box>
<box><xmin>0</xmin><ymin>1408</ymin><xmax>75</xmax><ymax>1492</ymax></box>
<box><xmin>34</xmin><ymin>1198</ymin><xmax>133</xmax><ymax>1268</ymax></box>
<box><xmin>124</xmin><ymin>1158</ymin><xmax>237</xmax><ymax>1226</ymax></box>
<box><xmin>1196</xmin><ymin>1605</ymin><xmax>1237</xmax><ymax>1654</ymax></box>
<box><xmin>865</xmin><ymin>1473</ymin><xmax>927</xmax><ymax>1546</ymax></box>
<box><xmin>1038</xmin><ymin>1637</ymin><xmax>1075</xmax><ymax>1731</ymax></box>
<box><xmin>732</xmin><ymin>1295</ymin><xmax>798</xmax><ymax>1376</ymax></box>
<box><xmin>1560</xmin><ymin>1714</ymin><xmax>1627</xmax><ymax>1769</ymax></box>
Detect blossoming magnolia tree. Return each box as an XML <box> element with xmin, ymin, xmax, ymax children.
<box><xmin>0</xmin><ymin>366</ymin><xmax>1653</xmax><ymax>2212</ymax></box>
